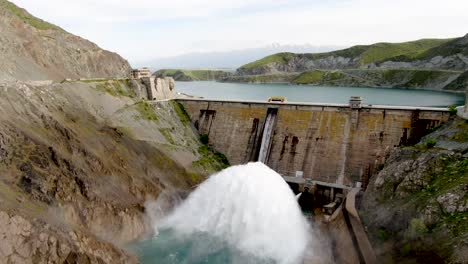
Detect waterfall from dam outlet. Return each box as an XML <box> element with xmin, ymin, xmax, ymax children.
<box><xmin>258</xmin><ymin>110</ymin><xmax>277</xmax><ymax>163</ymax></box>
<box><xmin>130</xmin><ymin>162</ymin><xmax>311</xmax><ymax>264</ymax></box>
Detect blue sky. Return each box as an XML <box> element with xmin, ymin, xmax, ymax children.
<box><xmin>10</xmin><ymin>0</ymin><xmax>468</xmax><ymax>65</ymax></box>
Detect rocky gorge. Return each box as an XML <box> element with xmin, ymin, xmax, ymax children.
<box><xmin>0</xmin><ymin>0</ymin><xmax>467</xmax><ymax>263</ymax></box>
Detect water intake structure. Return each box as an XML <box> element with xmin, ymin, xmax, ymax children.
<box><xmin>131</xmin><ymin>162</ymin><xmax>311</xmax><ymax>264</ymax></box>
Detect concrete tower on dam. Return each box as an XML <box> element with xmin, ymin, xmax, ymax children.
<box><xmin>177</xmin><ymin>98</ymin><xmax>450</xmax><ymax>188</ymax></box>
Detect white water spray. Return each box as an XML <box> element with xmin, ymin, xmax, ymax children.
<box><xmin>258</xmin><ymin>111</ymin><xmax>277</xmax><ymax>163</ymax></box>
<box><xmin>158</xmin><ymin>162</ymin><xmax>310</xmax><ymax>264</ymax></box>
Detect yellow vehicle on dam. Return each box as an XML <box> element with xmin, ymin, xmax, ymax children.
<box><xmin>267</xmin><ymin>96</ymin><xmax>287</xmax><ymax>103</ymax></box>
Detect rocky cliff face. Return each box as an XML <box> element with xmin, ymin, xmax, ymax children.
<box><xmin>0</xmin><ymin>210</ymin><xmax>137</xmax><ymax>263</ymax></box>
<box><xmin>0</xmin><ymin>0</ymin><xmax>132</xmax><ymax>81</ymax></box>
<box><xmin>0</xmin><ymin>1</ymin><xmax>225</xmax><ymax>262</ymax></box>
<box><xmin>0</xmin><ymin>80</ymin><xmax>226</xmax><ymax>263</ymax></box>
<box><xmin>223</xmin><ymin>68</ymin><xmax>466</xmax><ymax>91</ymax></box>
<box><xmin>292</xmin><ymin>69</ymin><xmax>464</xmax><ymax>91</ymax></box>
<box><xmin>360</xmin><ymin>118</ymin><xmax>468</xmax><ymax>263</ymax></box>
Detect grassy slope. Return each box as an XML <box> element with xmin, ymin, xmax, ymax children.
<box><xmin>0</xmin><ymin>0</ymin><xmax>132</xmax><ymax>81</ymax></box>
<box><xmin>240</xmin><ymin>38</ymin><xmax>453</xmax><ymax>70</ymax></box>
<box><xmin>293</xmin><ymin>70</ymin><xmax>327</xmax><ymax>84</ymax></box>
<box><xmin>416</xmin><ymin>37</ymin><xmax>468</xmax><ymax>59</ymax></box>
<box><xmin>341</xmin><ymin>38</ymin><xmax>451</xmax><ymax>65</ymax></box>
<box><xmin>0</xmin><ymin>0</ymin><xmax>62</xmax><ymax>31</ymax></box>
<box><xmin>155</xmin><ymin>69</ymin><xmax>231</xmax><ymax>81</ymax></box>
<box><xmin>240</xmin><ymin>52</ymin><xmax>297</xmax><ymax>70</ymax></box>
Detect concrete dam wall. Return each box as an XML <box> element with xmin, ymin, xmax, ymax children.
<box><xmin>177</xmin><ymin>98</ymin><xmax>450</xmax><ymax>187</ymax></box>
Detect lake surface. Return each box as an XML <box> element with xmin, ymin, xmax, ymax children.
<box><xmin>175</xmin><ymin>81</ymin><xmax>465</xmax><ymax>107</ymax></box>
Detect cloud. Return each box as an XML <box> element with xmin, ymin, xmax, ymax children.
<box><xmin>9</xmin><ymin>0</ymin><xmax>468</xmax><ymax>64</ymax></box>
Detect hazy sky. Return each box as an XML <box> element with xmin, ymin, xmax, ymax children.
<box><xmin>10</xmin><ymin>0</ymin><xmax>468</xmax><ymax>64</ymax></box>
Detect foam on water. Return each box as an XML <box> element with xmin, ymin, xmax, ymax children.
<box><xmin>155</xmin><ymin>162</ymin><xmax>310</xmax><ymax>264</ymax></box>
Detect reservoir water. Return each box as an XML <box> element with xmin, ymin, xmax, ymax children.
<box><xmin>175</xmin><ymin>81</ymin><xmax>465</xmax><ymax>107</ymax></box>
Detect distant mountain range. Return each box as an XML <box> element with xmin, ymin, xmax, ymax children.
<box><xmin>136</xmin><ymin>44</ymin><xmax>343</xmax><ymax>70</ymax></box>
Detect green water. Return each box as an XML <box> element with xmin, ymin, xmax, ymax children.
<box><xmin>175</xmin><ymin>81</ymin><xmax>465</xmax><ymax>107</ymax></box>
<box><xmin>127</xmin><ymin>229</ymin><xmax>275</xmax><ymax>264</ymax></box>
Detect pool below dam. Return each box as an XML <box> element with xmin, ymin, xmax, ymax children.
<box><xmin>128</xmin><ymin>163</ymin><xmax>314</xmax><ymax>264</ymax></box>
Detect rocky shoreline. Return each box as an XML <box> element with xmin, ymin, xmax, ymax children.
<box><xmin>220</xmin><ymin>69</ymin><xmax>467</xmax><ymax>94</ymax></box>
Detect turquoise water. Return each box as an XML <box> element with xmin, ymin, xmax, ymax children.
<box><xmin>128</xmin><ymin>229</ymin><xmax>275</xmax><ymax>264</ymax></box>
<box><xmin>175</xmin><ymin>81</ymin><xmax>465</xmax><ymax>107</ymax></box>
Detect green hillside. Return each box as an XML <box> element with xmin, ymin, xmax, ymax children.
<box><xmin>316</xmin><ymin>38</ymin><xmax>451</xmax><ymax>65</ymax></box>
<box><xmin>240</xmin><ymin>38</ymin><xmax>453</xmax><ymax>70</ymax></box>
<box><xmin>0</xmin><ymin>0</ymin><xmax>62</xmax><ymax>31</ymax></box>
<box><xmin>414</xmin><ymin>37</ymin><xmax>468</xmax><ymax>59</ymax></box>
<box><xmin>240</xmin><ymin>53</ymin><xmax>297</xmax><ymax>70</ymax></box>
<box><xmin>154</xmin><ymin>69</ymin><xmax>232</xmax><ymax>81</ymax></box>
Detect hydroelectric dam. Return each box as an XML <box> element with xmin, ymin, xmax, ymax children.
<box><xmin>176</xmin><ymin>97</ymin><xmax>449</xmax><ymax>189</ymax></box>
<box><xmin>171</xmin><ymin>96</ymin><xmax>450</xmax><ymax>264</ymax></box>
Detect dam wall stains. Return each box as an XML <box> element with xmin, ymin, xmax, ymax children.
<box><xmin>177</xmin><ymin>99</ymin><xmax>450</xmax><ymax>187</ymax></box>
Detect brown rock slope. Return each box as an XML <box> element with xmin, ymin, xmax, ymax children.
<box><xmin>360</xmin><ymin>118</ymin><xmax>468</xmax><ymax>263</ymax></box>
<box><xmin>0</xmin><ymin>80</ymin><xmax>228</xmax><ymax>263</ymax></box>
<box><xmin>0</xmin><ymin>0</ymin><xmax>132</xmax><ymax>81</ymax></box>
